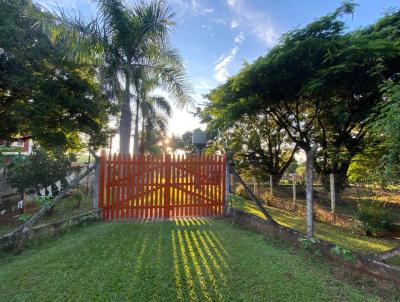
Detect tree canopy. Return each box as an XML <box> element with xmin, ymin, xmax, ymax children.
<box><xmin>204</xmin><ymin>2</ymin><xmax>400</xmax><ymax>237</ymax></box>
<box><xmin>46</xmin><ymin>0</ymin><xmax>192</xmax><ymax>154</ymax></box>
<box><xmin>0</xmin><ymin>0</ymin><xmax>112</xmax><ymax>151</ymax></box>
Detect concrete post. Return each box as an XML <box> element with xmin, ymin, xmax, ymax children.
<box><xmin>92</xmin><ymin>160</ymin><xmax>99</xmax><ymax>210</ymax></box>
<box><xmin>252</xmin><ymin>176</ymin><xmax>257</xmax><ymax>196</ymax></box>
<box><xmin>269</xmin><ymin>174</ymin><xmax>273</xmax><ymax>197</ymax></box>
<box><xmin>305</xmin><ymin>148</ymin><xmax>315</xmax><ymax>238</ymax></box>
<box><xmin>292</xmin><ymin>174</ymin><xmax>296</xmax><ymax>205</ymax></box>
<box><xmin>225</xmin><ymin>162</ymin><xmax>231</xmax><ymax>214</ymax></box>
<box><xmin>330</xmin><ymin>173</ymin><xmax>336</xmax><ymax>221</ymax></box>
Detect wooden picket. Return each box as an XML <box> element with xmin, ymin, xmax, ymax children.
<box><xmin>98</xmin><ymin>151</ymin><xmax>227</xmax><ymax>219</ymax></box>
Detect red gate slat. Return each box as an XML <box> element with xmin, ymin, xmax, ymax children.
<box><xmin>98</xmin><ymin>151</ymin><xmax>226</xmax><ymax>220</ymax></box>
<box><xmin>105</xmin><ymin>152</ymin><xmax>112</xmax><ymax>220</ymax></box>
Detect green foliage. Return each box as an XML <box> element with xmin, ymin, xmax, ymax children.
<box><xmin>35</xmin><ymin>196</ymin><xmax>54</xmax><ymax>209</ymax></box>
<box><xmin>169</xmin><ymin>131</ymin><xmax>194</xmax><ymax>154</ymax></box>
<box><xmin>8</xmin><ymin>146</ymin><xmax>74</xmax><ymax>193</ymax></box>
<box><xmin>46</xmin><ymin>0</ymin><xmax>192</xmax><ymax>153</ymax></box>
<box><xmin>139</xmin><ymin>95</ymin><xmax>172</xmax><ymax>154</ymax></box>
<box><xmin>295</xmin><ymin>164</ymin><xmax>306</xmax><ymax>178</ymax></box>
<box><xmin>357</xmin><ymin>200</ymin><xmax>395</xmax><ymax>236</ymax></box>
<box><xmin>298</xmin><ymin>237</ymin><xmax>320</xmax><ymax>256</ymax></box>
<box><xmin>0</xmin><ymin>0</ymin><xmax>112</xmax><ymax>150</ymax></box>
<box><xmin>228</xmin><ymin>194</ymin><xmax>247</xmax><ymax>208</ymax></box>
<box><xmin>19</xmin><ymin>213</ymin><xmax>32</xmax><ymax>222</ymax></box>
<box><xmin>205</xmin><ymin>112</ymin><xmax>297</xmax><ymax>182</ymax></box>
<box><xmin>331</xmin><ymin>245</ymin><xmax>357</xmax><ymax>263</ymax></box>
<box><xmin>204</xmin><ymin>4</ymin><xmax>400</xmax><ymax>187</ymax></box>
<box><xmin>371</xmin><ymin>82</ymin><xmax>400</xmax><ymax>184</ymax></box>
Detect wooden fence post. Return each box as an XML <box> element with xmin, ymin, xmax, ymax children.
<box><xmin>96</xmin><ymin>150</ymin><xmax>106</xmax><ymax>211</ymax></box>
<box><xmin>164</xmin><ymin>154</ymin><xmax>171</xmax><ymax>218</ymax></box>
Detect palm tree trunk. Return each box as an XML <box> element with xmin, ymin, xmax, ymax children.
<box><xmin>133</xmin><ymin>97</ymin><xmax>140</xmax><ymax>154</ymax></box>
<box><xmin>119</xmin><ymin>72</ymin><xmax>131</xmax><ymax>154</ymax></box>
<box><xmin>139</xmin><ymin>117</ymin><xmax>145</xmax><ymax>154</ymax></box>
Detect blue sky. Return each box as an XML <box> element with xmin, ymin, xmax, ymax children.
<box><xmin>35</xmin><ymin>0</ymin><xmax>399</xmax><ymax>137</ymax></box>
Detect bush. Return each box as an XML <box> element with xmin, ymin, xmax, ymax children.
<box><xmin>357</xmin><ymin>200</ymin><xmax>395</xmax><ymax>236</ymax></box>
<box><xmin>8</xmin><ymin>146</ymin><xmax>75</xmax><ymax>194</ymax></box>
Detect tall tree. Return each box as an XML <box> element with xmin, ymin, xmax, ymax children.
<box><xmin>46</xmin><ymin>0</ymin><xmax>192</xmax><ymax>154</ymax></box>
<box><xmin>139</xmin><ymin>94</ymin><xmax>172</xmax><ymax>154</ymax></box>
<box><xmin>206</xmin><ymin>2</ymin><xmax>358</xmax><ymax>237</ymax></box>
<box><xmin>204</xmin><ymin>3</ymin><xmax>400</xmax><ymax>237</ymax></box>
<box><xmin>204</xmin><ymin>102</ymin><xmax>298</xmax><ymax>184</ymax></box>
<box><xmin>0</xmin><ymin>0</ymin><xmax>111</xmax><ymax>150</ymax></box>
<box><xmin>308</xmin><ymin>8</ymin><xmax>400</xmax><ymax>191</ymax></box>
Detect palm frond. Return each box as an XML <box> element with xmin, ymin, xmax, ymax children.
<box><xmin>41</xmin><ymin>7</ymin><xmax>105</xmax><ymax>64</ymax></box>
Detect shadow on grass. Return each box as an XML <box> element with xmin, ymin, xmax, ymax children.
<box><xmin>0</xmin><ymin>218</ymin><xmax>393</xmax><ymax>302</ymax></box>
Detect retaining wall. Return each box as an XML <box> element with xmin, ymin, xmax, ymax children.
<box><xmin>0</xmin><ymin>210</ymin><xmax>101</xmax><ymax>251</ymax></box>
<box><xmin>228</xmin><ymin>208</ymin><xmax>400</xmax><ymax>285</ymax></box>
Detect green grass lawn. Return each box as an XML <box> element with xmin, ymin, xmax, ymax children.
<box><xmin>236</xmin><ymin>202</ymin><xmax>399</xmax><ymax>255</ymax></box>
<box><xmin>0</xmin><ymin>218</ymin><xmax>392</xmax><ymax>301</ymax></box>
<box><xmin>386</xmin><ymin>255</ymin><xmax>400</xmax><ymax>266</ymax></box>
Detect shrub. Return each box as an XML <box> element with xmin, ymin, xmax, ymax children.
<box><xmin>228</xmin><ymin>194</ymin><xmax>247</xmax><ymax>208</ymax></box>
<box><xmin>8</xmin><ymin>146</ymin><xmax>75</xmax><ymax>194</ymax></box>
<box><xmin>357</xmin><ymin>200</ymin><xmax>395</xmax><ymax>236</ymax></box>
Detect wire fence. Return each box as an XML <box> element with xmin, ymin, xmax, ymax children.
<box><xmin>0</xmin><ymin>162</ymin><xmax>96</xmax><ymax>237</ymax></box>
<box><xmin>229</xmin><ymin>172</ymin><xmax>400</xmax><ymax>228</ymax></box>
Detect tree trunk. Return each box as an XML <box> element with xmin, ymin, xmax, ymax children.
<box><xmin>305</xmin><ymin>147</ymin><xmax>316</xmax><ymax>238</ymax></box>
<box><xmin>139</xmin><ymin>117</ymin><xmax>145</xmax><ymax>154</ymax></box>
<box><xmin>133</xmin><ymin>98</ymin><xmax>140</xmax><ymax>154</ymax></box>
<box><xmin>119</xmin><ymin>72</ymin><xmax>131</xmax><ymax>154</ymax></box>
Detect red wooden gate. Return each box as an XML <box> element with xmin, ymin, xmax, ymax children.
<box><xmin>98</xmin><ymin>151</ymin><xmax>226</xmax><ymax>219</ymax></box>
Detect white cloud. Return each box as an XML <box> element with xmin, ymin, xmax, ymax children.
<box><xmin>227</xmin><ymin>0</ymin><xmax>237</xmax><ymax>8</ymax></box>
<box><xmin>35</xmin><ymin>0</ymin><xmax>79</xmax><ymax>10</ymax></box>
<box><xmin>234</xmin><ymin>32</ymin><xmax>245</xmax><ymax>44</ymax></box>
<box><xmin>168</xmin><ymin>0</ymin><xmax>216</xmax><ymax>19</ymax></box>
<box><xmin>227</xmin><ymin>0</ymin><xmax>279</xmax><ymax>46</ymax></box>
<box><xmin>201</xmin><ymin>24</ymin><xmax>213</xmax><ymax>31</ymax></box>
<box><xmin>230</xmin><ymin>20</ymin><xmax>239</xmax><ymax>29</ymax></box>
<box><xmin>214</xmin><ymin>46</ymin><xmax>239</xmax><ymax>82</ymax></box>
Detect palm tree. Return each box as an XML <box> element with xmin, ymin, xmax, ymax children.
<box><xmin>138</xmin><ymin>95</ymin><xmax>172</xmax><ymax>154</ymax></box>
<box><xmin>45</xmin><ymin>0</ymin><xmax>192</xmax><ymax>154</ymax></box>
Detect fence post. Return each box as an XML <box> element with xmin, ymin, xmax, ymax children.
<box><xmin>292</xmin><ymin>174</ymin><xmax>296</xmax><ymax>205</ymax></box>
<box><xmin>93</xmin><ymin>155</ymin><xmax>99</xmax><ymax>209</ymax></box>
<box><xmin>95</xmin><ymin>150</ymin><xmax>106</xmax><ymax>211</ymax></box>
<box><xmin>269</xmin><ymin>174</ymin><xmax>274</xmax><ymax>197</ymax></box>
<box><xmin>164</xmin><ymin>154</ymin><xmax>171</xmax><ymax>218</ymax></box>
<box><xmin>230</xmin><ymin>173</ymin><xmax>235</xmax><ymax>193</ymax></box>
<box><xmin>330</xmin><ymin>173</ymin><xmax>336</xmax><ymax>221</ymax></box>
<box><xmin>252</xmin><ymin>176</ymin><xmax>257</xmax><ymax>196</ymax></box>
<box><xmin>224</xmin><ymin>156</ymin><xmax>230</xmax><ymax>214</ymax></box>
